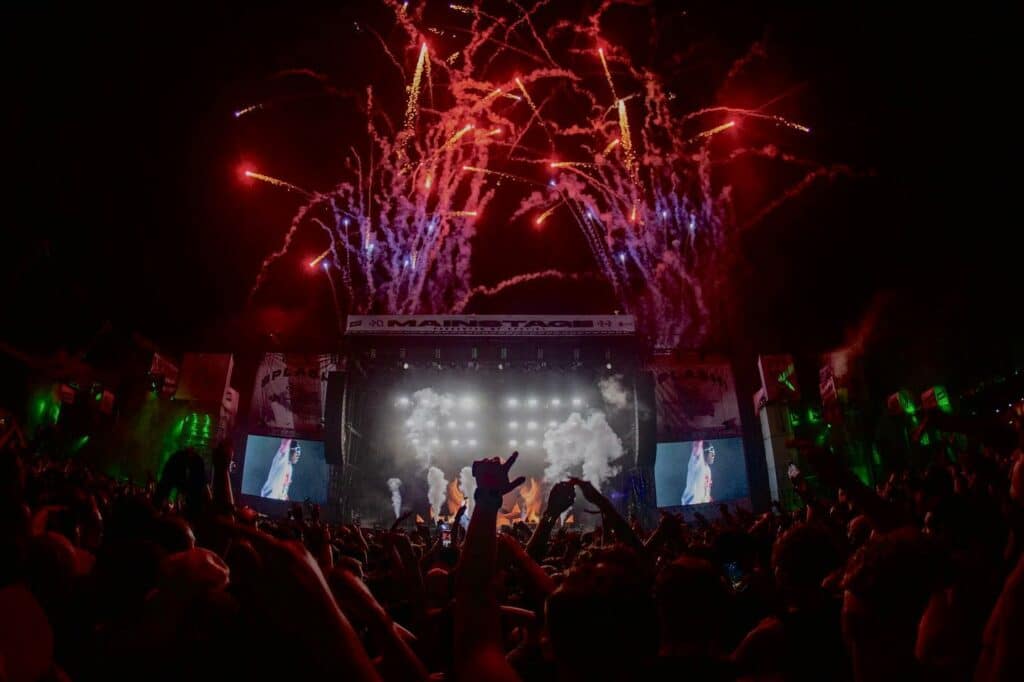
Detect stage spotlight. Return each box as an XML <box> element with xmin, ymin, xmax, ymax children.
<box><xmin>527</xmin><ymin>397</ymin><xmax>538</xmax><ymax>408</ymax></box>
<box><xmin>572</xmin><ymin>397</ymin><xmax>583</xmax><ymax>406</ymax></box>
<box><xmin>526</xmin><ymin>439</ymin><xmax>536</xmax><ymax>447</ymax></box>
<box><xmin>396</xmin><ymin>396</ymin><xmax>411</xmax><ymax>407</ymax></box>
<box><xmin>468</xmin><ymin>439</ymin><xmax>477</xmax><ymax>447</ymax></box>
<box><xmin>526</xmin><ymin>421</ymin><xmax>537</xmax><ymax>430</ymax></box>
<box><xmin>548</xmin><ymin>420</ymin><xmax>558</xmax><ymax>428</ymax></box>
<box><xmin>411</xmin><ymin>438</ymin><xmax>419</xmax><ymax>444</ymax></box>
<box><xmin>509</xmin><ymin>421</ymin><xmax>519</xmax><ymax>430</ymax></box>
<box><xmin>606</xmin><ymin>363</ymin><xmax>613</xmax><ymax>370</ymax></box>
<box><xmin>431</xmin><ymin>437</ymin><xmax>440</xmax><ymax>445</ymax></box>
<box><xmin>442</xmin><ymin>397</ymin><xmax>455</xmax><ymax>410</ymax></box>
<box><xmin>403</xmin><ymin>362</ymin><xmax>410</xmax><ymax>370</ymax></box>
<box><xmin>507</xmin><ymin>397</ymin><xmax>519</xmax><ymax>408</ymax></box>
<box><xmin>426</xmin><ymin>420</ymin><xmax>437</xmax><ymax>428</ymax></box>
<box><xmin>460</xmin><ymin>396</ymin><xmax>476</xmax><ymax>410</ymax></box>
<box><xmin>551</xmin><ymin>398</ymin><xmax>561</xmax><ymax>407</ymax></box>
<box><xmin>405</xmin><ymin>418</ymin><xmax>415</xmax><ymax>427</ymax></box>
<box><xmin>451</xmin><ymin>439</ymin><xmax>460</xmax><ymax>446</ymax></box>
<box><xmin>465</xmin><ymin>421</ymin><xmax>475</xmax><ymax>429</ymax></box>
<box><xmin>509</xmin><ymin>439</ymin><xmax>518</xmax><ymax>447</ymax></box>
<box><xmin>447</xmin><ymin>420</ymin><xmax>457</xmax><ymax>429</ymax></box>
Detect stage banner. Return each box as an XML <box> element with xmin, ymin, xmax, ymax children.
<box><xmin>250</xmin><ymin>353</ymin><xmax>338</xmax><ymax>438</ymax></box>
<box><xmin>651</xmin><ymin>356</ymin><xmax>742</xmax><ymax>440</ymax></box>
<box><xmin>345</xmin><ymin>315</ymin><xmax>635</xmax><ymax>336</ymax></box>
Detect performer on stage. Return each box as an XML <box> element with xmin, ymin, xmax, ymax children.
<box><xmin>261</xmin><ymin>438</ymin><xmax>301</xmax><ymax>500</ymax></box>
<box><xmin>681</xmin><ymin>440</ymin><xmax>715</xmax><ymax>505</ymax></box>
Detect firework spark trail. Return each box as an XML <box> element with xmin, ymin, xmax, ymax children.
<box><xmin>463</xmin><ymin>165</ymin><xmax>541</xmax><ymax>185</ymax></box>
<box><xmin>244</xmin><ymin>171</ymin><xmax>313</xmax><ymax>198</ymax></box>
<box><xmin>308</xmin><ymin>247</ymin><xmax>333</xmax><ymax>269</ymax></box>
<box><xmin>598</xmin><ymin>48</ymin><xmax>619</xmax><ymax>101</ymax></box>
<box><xmin>686</xmin><ymin>120</ymin><xmax>736</xmax><ymax>144</ymax></box>
<box><xmin>617</xmin><ymin>99</ymin><xmax>635</xmax><ymax>170</ymax></box>
<box><xmin>233</xmin><ymin>103</ymin><xmax>263</xmax><ymax>118</ymax></box>
<box><xmin>682</xmin><ymin>106</ymin><xmax>811</xmax><ymax>133</ymax></box>
<box><xmin>438</xmin><ymin>123</ymin><xmax>474</xmax><ymax>152</ymax></box>
<box><xmin>403</xmin><ymin>43</ymin><xmax>430</xmax><ymax>135</ymax></box>
<box><xmin>534</xmin><ymin>203</ymin><xmax>559</xmax><ymax>226</ymax></box>
<box><xmin>514</xmin><ymin>77</ymin><xmax>555</xmax><ymax>149</ymax></box>
<box><xmin>550</xmin><ymin>161</ymin><xmax>598</xmax><ymax>170</ymax></box>
<box><xmin>506</xmin><ymin>0</ymin><xmax>559</xmax><ymax>67</ymax></box>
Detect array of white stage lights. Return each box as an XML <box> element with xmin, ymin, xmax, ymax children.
<box><xmin>394</xmin><ymin>392</ymin><xmax>486</xmax><ymax>451</ymax></box>
<box><xmin>395</xmin><ymin>394</ymin><xmax>479</xmax><ymax>411</ymax></box>
<box><xmin>506</xmin><ymin>395</ymin><xmax>586</xmax><ymax>410</ymax></box>
<box><xmin>395</xmin><ymin>390</ymin><xmax>592</xmax><ymax>453</ymax></box>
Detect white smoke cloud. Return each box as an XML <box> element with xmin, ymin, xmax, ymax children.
<box><xmin>405</xmin><ymin>388</ymin><xmax>457</xmax><ymax>466</ymax></box>
<box><xmin>459</xmin><ymin>465</ymin><xmax>476</xmax><ymax>519</ymax></box>
<box><xmin>598</xmin><ymin>374</ymin><xmax>629</xmax><ymax>411</ymax></box>
<box><xmin>542</xmin><ymin>411</ymin><xmax>623</xmax><ymax>490</ymax></box>
<box><xmin>386</xmin><ymin>477</ymin><xmax>402</xmax><ymax>519</ymax></box>
<box><xmin>427</xmin><ymin>466</ymin><xmax>448</xmax><ymax>520</ymax></box>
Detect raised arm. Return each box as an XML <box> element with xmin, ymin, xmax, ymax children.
<box><xmin>526</xmin><ymin>481</ymin><xmax>575</xmax><ymax>562</ymax></box>
<box><xmin>455</xmin><ymin>453</ymin><xmax>525</xmax><ymax>682</ymax></box>
<box><xmin>211</xmin><ymin>440</ymin><xmax>235</xmax><ymax>515</ymax></box>
<box><xmin>571</xmin><ymin>478</ymin><xmax>645</xmax><ymax>553</ymax></box>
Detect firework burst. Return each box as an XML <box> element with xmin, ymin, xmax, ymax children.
<box><xmin>244</xmin><ymin>0</ymin><xmax>848</xmax><ymax>347</ymax></box>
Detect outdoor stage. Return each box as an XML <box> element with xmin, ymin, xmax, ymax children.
<box><xmin>237</xmin><ymin>315</ymin><xmax>755</xmax><ymax>525</ymax></box>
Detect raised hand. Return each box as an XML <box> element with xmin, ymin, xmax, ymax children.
<box><xmin>569</xmin><ymin>477</ymin><xmax>604</xmax><ymax>507</ymax></box>
<box><xmin>545</xmin><ymin>481</ymin><xmax>575</xmax><ymax>518</ymax></box>
<box><xmin>390</xmin><ymin>509</ymin><xmax>415</xmax><ymax>532</ymax></box>
<box><xmin>471</xmin><ymin>451</ymin><xmax>525</xmax><ymax>497</ymax></box>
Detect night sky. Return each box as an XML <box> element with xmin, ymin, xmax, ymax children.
<box><xmin>4</xmin><ymin>1</ymin><xmax>1019</xmax><ymax>387</ymax></box>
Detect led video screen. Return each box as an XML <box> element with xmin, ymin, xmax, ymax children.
<box><xmin>241</xmin><ymin>435</ymin><xmax>328</xmax><ymax>504</ymax></box>
<box><xmin>654</xmin><ymin>437</ymin><xmax>749</xmax><ymax>508</ymax></box>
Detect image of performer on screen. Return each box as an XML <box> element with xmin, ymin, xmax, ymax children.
<box><xmin>681</xmin><ymin>440</ymin><xmax>715</xmax><ymax>505</ymax></box>
<box><xmin>260</xmin><ymin>438</ymin><xmax>301</xmax><ymax>500</ymax></box>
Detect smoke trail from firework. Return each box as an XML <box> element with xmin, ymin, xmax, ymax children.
<box><xmin>387</xmin><ymin>478</ymin><xmax>403</xmax><ymax>518</ymax></box>
<box><xmin>543</xmin><ymin>412</ymin><xmax>623</xmax><ymax>490</ymax></box>
<box><xmin>427</xmin><ymin>466</ymin><xmax>448</xmax><ymax>520</ymax></box>
<box><xmin>452</xmin><ymin>269</ymin><xmax>581</xmax><ymax>313</ymax></box>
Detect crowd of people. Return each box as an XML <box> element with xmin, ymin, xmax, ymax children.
<box><xmin>2</xmin><ymin>418</ymin><xmax>1023</xmax><ymax>681</ymax></box>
